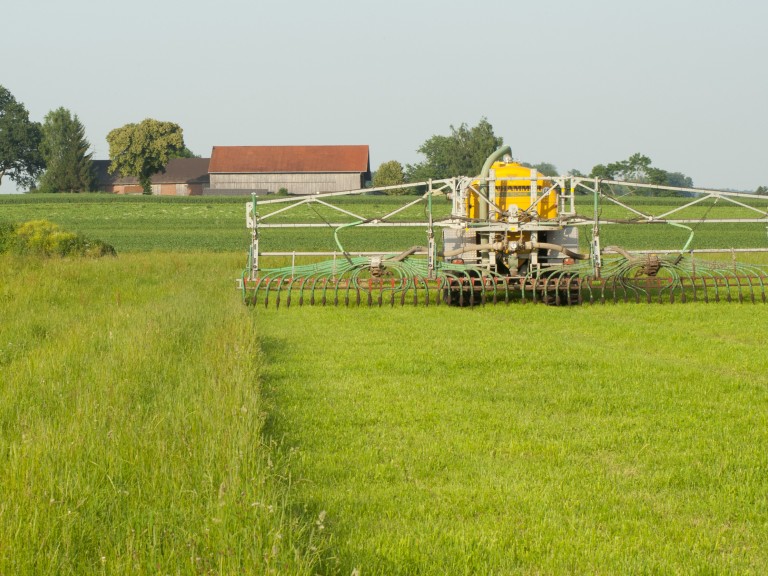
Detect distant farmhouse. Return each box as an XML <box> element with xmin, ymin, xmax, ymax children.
<box><xmin>94</xmin><ymin>145</ymin><xmax>371</xmax><ymax>196</ymax></box>
<box><xmin>93</xmin><ymin>158</ymin><xmax>210</xmax><ymax>196</ymax></box>
<box><xmin>206</xmin><ymin>145</ymin><xmax>371</xmax><ymax>196</ymax></box>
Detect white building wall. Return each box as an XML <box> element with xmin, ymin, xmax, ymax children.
<box><xmin>209</xmin><ymin>173</ymin><xmax>363</xmax><ymax>195</ymax></box>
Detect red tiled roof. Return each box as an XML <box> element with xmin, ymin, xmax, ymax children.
<box><xmin>209</xmin><ymin>145</ymin><xmax>370</xmax><ymax>174</ymax></box>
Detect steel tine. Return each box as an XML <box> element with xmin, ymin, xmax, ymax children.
<box><xmin>263</xmin><ymin>277</ymin><xmax>275</xmax><ymax>308</ymax></box>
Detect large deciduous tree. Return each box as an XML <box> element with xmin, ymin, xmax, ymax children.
<box><xmin>38</xmin><ymin>107</ymin><xmax>95</xmax><ymax>193</ymax></box>
<box><xmin>0</xmin><ymin>85</ymin><xmax>44</xmax><ymax>189</ymax></box>
<box><xmin>372</xmin><ymin>160</ymin><xmax>407</xmax><ymax>195</ymax></box>
<box><xmin>107</xmin><ymin>119</ymin><xmax>185</xmax><ymax>195</ymax></box>
<box><xmin>405</xmin><ymin>118</ymin><xmax>503</xmax><ymax>181</ymax></box>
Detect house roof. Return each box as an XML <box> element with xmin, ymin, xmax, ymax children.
<box><xmin>93</xmin><ymin>158</ymin><xmax>210</xmax><ymax>186</ymax></box>
<box><xmin>209</xmin><ymin>145</ymin><xmax>370</xmax><ymax>175</ymax></box>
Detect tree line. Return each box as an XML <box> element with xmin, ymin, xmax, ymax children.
<box><xmin>2</xmin><ymin>85</ymin><xmax>764</xmax><ymax>196</ymax></box>
<box><xmin>0</xmin><ymin>85</ymin><xmax>194</xmax><ymax>195</ymax></box>
<box><xmin>371</xmin><ymin>118</ymin><xmax>767</xmax><ymax>196</ymax></box>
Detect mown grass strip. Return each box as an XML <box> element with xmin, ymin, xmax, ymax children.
<box><xmin>0</xmin><ymin>253</ymin><xmax>324</xmax><ymax>575</ymax></box>
<box><xmin>260</xmin><ymin>305</ymin><xmax>768</xmax><ymax>574</ymax></box>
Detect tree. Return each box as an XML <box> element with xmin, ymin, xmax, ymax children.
<box><xmin>38</xmin><ymin>107</ymin><xmax>95</xmax><ymax>193</ymax></box>
<box><xmin>756</xmin><ymin>186</ymin><xmax>768</xmax><ymax>195</ymax></box>
<box><xmin>372</xmin><ymin>160</ymin><xmax>406</xmax><ymax>194</ymax></box>
<box><xmin>107</xmin><ymin>119</ymin><xmax>185</xmax><ymax>195</ymax></box>
<box><xmin>170</xmin><ymin>146</ymin><xmax>199</xmax><ymax>159</ymax></box>
<box><xmin>0</xmin><ymin>85</ymin><xmax>44</xmax><ymax>189</ymax></box>
<box><xmin>405</xmin><ymin>118</ymin><xmax>503</xmax><ymax>181</ymax></box>
<box><xmin>589</xmin><ymin>153</ymin><xmax>694</xmax><ymax>194</ymax></box>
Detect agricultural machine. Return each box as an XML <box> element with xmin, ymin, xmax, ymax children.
<box><xmin>239</xmin><ymin>146</ymin><xmax>768</xmax><ymax>307</ymax></box>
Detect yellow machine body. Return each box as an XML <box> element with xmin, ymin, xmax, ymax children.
<box><xmin>466</xmin><ymin>161</ymin><xmax>557</xmax><ymax>220</ymax></box>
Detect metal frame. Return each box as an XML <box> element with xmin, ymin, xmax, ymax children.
<box><xmin>240</xmin><ymin>172</ymin><xmax>768</xmax><ymax>305</ymax></box>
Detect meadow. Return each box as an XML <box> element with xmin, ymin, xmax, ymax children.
<box><xmin>2</xmin><ymin>192</ymin><xmax>768</xmax><ymax>574</ymax></box>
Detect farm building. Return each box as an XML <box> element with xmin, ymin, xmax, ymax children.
<box><xmin>206</xmin><ymin>145</ymin><xmax>371</xmax><ymax>195</ymax></box>
<box><xmin>93</xmin><ymin>158</ymin><xmax>210</xmax><ymax>195</ymax></box>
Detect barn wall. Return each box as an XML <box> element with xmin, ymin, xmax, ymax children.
<box><xmin>209</xmin><ymin>173</ymin><xmax>364</xmax><ymax>195</ymax></box>
<box><xmin>111</xmin><ymin>185</ymin><xmax>143</xmax><ymax>194</ymax></box>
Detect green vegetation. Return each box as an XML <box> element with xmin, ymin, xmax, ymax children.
<box><xmin>107</xmin><ymin>119</ymin><xmax>186</xmax><ymax>195</ymax></box>
<box><xmin>2</xmin><ymin>193</ymin><xmax>768</xmax><ymax>573</ymax></box>
<box><xmin>262</xmin><ymin>305</ymin><xmax>768</xmax><ymax>574</ymax></box>
<box><xmin>3</xmin><ymin>191</ymin><xmax>768</xmax><ymax>256</ymax></box>
<box><xmin>0</xmin><ymin>194</ymin><xmax>249</xmax><ymax>252</ymax></box>
<box><xmin>0</xmin><ymin>253</ymin><xmax>324</xmax><ymax>574</ymax></box>
<box><xmin>0</xmin><ymin>85</ymin><xmax>43</xmax><ymax>188</ymax></box>
<box><xmin>0</xmin><ymin>220</ymin><xmax>115</xmax><ymax>257</ymax></box>
<box><xmin>38</xmin><ymin>107</ymin><xmax>96</xmax><ymax>193</ymax></box>
<box><xmin>590</xmin><ymin>152</ymin><xmax>693</xmax><ymax>189</ymax></box>
<box><xmin>371</xmin><ymin>160</ymin><xmax>407</xmax><ymax>194</ymax></box>
<box><xmin>406</xmin><ymin>118</ymin><xmax>503</xmax><ymax>182</ymax></box>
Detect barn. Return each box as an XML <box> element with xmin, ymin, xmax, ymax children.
<box><xmin>206</xmin><ymin>145</ymin><xmax>371</xmax><ymax>195</ymax></box>
<box><xmin>93</xmin><ymin>158</ymin><xmax>210</xmax><ymax>195</ymax></box>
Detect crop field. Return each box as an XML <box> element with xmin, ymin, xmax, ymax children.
<box><xmin>2</xmin><ymin>193</ymin><xmax>768</xmax><ymax>574</ymax></box>
<box><xmin>3</xmin><ymin>192</ymin><xmax>768</xmax><ymax>255</ymax></box>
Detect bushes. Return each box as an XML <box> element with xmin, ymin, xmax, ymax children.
<box><xmin>0</xmin><ymin>220</ymin><xmax>116</xmax><ymax>257</ymax></box>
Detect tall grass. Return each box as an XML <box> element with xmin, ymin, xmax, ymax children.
<box><xmin>0</xmin><ymin>253</ymin><xmax>324</xmax><ymax>574</ymax></box>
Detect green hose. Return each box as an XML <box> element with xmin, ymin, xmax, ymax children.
<box><xmin>668</xmin><ymin>221</ymin><xmax>694</xmax><ymax>253</ymax></box>
<box><xmin>333</xmin><ymin>220</ymin><xmax>365</xmax><ymax>260</ymax></box>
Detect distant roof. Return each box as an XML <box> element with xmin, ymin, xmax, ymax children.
<box><xmin>209</xmin><ymin>145</ymin><xmax>370</xmax><ymax>175</ymax></box>
<box><xmin>93</xmin><ymin>158</ymin><xmax>210</xmax><ymax>185</ymax></box>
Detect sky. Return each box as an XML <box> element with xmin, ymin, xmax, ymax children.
<box><xmin>2</xmin><ymin>0</ymin><xmax>767</xmax><ymax>193</ymax></box>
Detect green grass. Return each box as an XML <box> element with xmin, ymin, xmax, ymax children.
<box><xmin>0</xmin><ymin>195</ymin><xmax>249</xmax><ymax>252</ymax></box>
<box><xmin>3</xmin><ymin>193</ymin><xmax>768</xmax><ymax>574</ymax></box>
<box><xmin>0</xmin><ymin>253</ymin><xmax>324</xmax><ymax>575</ymax></box>
<box><xmin>260</xmin><ymin>305</ymin><xmax>768</xmax><ymax>574</ymax></box>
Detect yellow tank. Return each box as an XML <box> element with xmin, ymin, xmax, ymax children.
<box><xmin>466</xmin><ymin>161</ymin><xmax>557</xmax><ymax>220</ymax></box>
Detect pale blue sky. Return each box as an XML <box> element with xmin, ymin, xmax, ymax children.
<box><xmin>2</xmin><ymin>0</ymin><xmax>767</xmax><ymax>192</ymax></box>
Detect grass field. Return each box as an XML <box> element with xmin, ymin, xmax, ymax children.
<box><xmin>0</xmin><ymin>253</ymin><xmax>325</xmax><ymax>574</ymax></box>
<box><xmin>260</xmin><ymin>306</ymin><xmax>768</xmax><ymax>574</ymax></box>
<box><xmin>2</xmin><ymin>193</ymin><xmax>768</xmax><ymax>574</ymax></box>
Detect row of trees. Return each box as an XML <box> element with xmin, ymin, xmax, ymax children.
<box><xmin>0</xmin><ymin>85</ymin><xmax>192</xmax><ymax>194</ymax></box>
<box><xmin>372</xmin><ymin>119</ymin><xmax>768</xmax><ymax>195</ymax></box>
<box><xmin>2</xmin><ymin>86</ymin><xmax>764</xmax><ymax>196</ymax></box>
